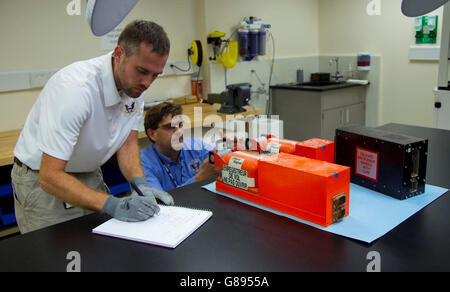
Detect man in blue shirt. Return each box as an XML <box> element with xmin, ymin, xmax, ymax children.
<box><xmin>141</xmin><ymin>102</ymin><xmax>221</xmax><ymax>191</ymax></box>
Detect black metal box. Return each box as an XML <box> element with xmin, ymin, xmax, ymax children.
<box><xmin>335</xmin><ymin>125</ymin><xmax>428</xmax><ymax>200</ymax></box>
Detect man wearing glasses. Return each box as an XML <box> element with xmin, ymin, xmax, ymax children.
<box><xmin>141</xmin><ymin>102</ymin><xmax>221</xmax><ymax>191</ymax></box>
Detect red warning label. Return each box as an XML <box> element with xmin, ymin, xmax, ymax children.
<box><xmin>355</xmin><ymin>147</ymin><xmax>379</xmax><ymax>181</ymax></box>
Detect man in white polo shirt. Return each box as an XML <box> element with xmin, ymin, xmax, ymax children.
<box><xmin>12</xmin><ymin>20</ymin><xmax>174</xmax><ymax>234</ymax></box>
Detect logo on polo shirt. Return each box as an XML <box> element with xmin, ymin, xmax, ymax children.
<box><xmin>124</xmin><ymin>102</ymin><xmax>135</xmax><ymax>114</ymax></box>
<box><xmin>189</xmin><ymin>159</ymin><xmax>201</xmax><ymax>174</ymax></box>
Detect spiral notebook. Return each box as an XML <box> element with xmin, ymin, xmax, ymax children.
<box><xmin>92</xmin><ymin>205</ymin><xmax>213</xmax><ymax>248</ymax></box>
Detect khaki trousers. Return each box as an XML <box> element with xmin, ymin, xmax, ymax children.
<box><xmin>11</xmin><ymin>163</ymin><xmax>109</xmax><ymax>234</ymax></box>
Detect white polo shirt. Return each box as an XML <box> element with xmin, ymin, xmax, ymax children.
<box><xmin>14</xmin><ymin>52</ymin><xmax>144</xmax><ymax>172</ymax></box>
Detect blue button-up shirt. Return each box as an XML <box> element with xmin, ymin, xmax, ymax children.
<box><xmin>140</xmin><ymin>138</ymin><xmax>215</xmax><ymax>191</ymax></box>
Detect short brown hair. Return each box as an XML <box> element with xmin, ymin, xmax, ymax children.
<box><xmin>118</xmin><ymin>20</ymin><xmax>170</xmax><ymax>57</ymax></box>
<box><xmin>144</xmin><ymin>102</ymin><xmax>182</xmax><ymax>141</ymax></box>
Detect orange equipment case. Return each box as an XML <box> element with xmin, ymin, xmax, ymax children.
<box><xmin>213</xmin><ymin>150</ymin><xmax>350</xmax><ymax>227</ymax></box>
<box><xmin>251</xmin><ymin>136</ymin><xmax>335</xmax><ymax>163</ymax></box>
<box><xmin>296</xmin><ymin>138</ymin><xmax>335</xmax><ymax>163</ymax></box>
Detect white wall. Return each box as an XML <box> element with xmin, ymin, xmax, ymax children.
<box><xmin>319</xmin><ymin>0</ymin><xmax>444</xmax><ymax>127</ymax></box>
<box><xmin>0</xmin><ymin>0</ymin><xmax>200</xmax><ymax>131</ymax></box>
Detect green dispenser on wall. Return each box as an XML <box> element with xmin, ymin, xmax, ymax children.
<box><xmin>415</xmin><ymin>15</ymin><xmax>438</xmax><ymax>44</ymax></box>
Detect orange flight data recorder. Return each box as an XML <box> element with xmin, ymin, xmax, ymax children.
<box><xmin>211</xmin><ymin>145</ymin><xmax>350</xmax><ymax>227</ymax></box>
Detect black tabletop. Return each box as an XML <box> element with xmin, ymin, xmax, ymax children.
<box><xmin>0</xmin><ymin>123</ymin><xmax>449</xmax><ymax>272</ymax></box>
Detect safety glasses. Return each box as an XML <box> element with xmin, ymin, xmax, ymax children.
<box><xmin>157</xmin><ymin>121</ymin><xmax>184</xmax><ymax>131</ymax></box>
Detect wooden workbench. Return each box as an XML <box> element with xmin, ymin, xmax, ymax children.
<box><xmin>0</xmin><ymin>129</ymin><xmax>21</xmax><ymax>167</ymax></box>
<box><xmin>0</xmin><ymin>103</ymin><xmax>261</xmax><ymax>167</ymax></box>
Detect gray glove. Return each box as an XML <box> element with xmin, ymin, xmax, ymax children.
<box><xmin>130</xmin><ymin>177</ymin><xmax>175</xmax><ymax>206</ymax></box>
<box><xmin>102</xmin><ymin>195</ymin><xmax>160</xmax><ymax>222</ymax></box>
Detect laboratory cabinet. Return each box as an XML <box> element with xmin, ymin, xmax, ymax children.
<box><xmin>270</xmin><ymin>84</ymin><xmax>367</xmax><ymax>141</ymax></box>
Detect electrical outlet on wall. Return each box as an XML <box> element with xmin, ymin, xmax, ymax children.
<box><xmin>161</xmin><ymin>60</ymin><xmax>194</xmax><ymax>76</ymax></box>
<box><xmin>1</xmin><ymin>60</ymin><xmax>191</xmax><ymax>93</ymax></box>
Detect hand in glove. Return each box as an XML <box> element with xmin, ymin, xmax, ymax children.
<box><xmin>102</xmin><ymin>195</ymin><xmax>160</xmax><ymax>222</ymax></box>
<box><xmin>130</xmin><ymin>177</ymin><xmax>175</xmax><ymax>206</ymax></box>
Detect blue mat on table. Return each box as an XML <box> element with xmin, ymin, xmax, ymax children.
<box><xmin>202</xmin><ymin>182</ymin><xmax>448</xmax><ymax>244</ymax></box>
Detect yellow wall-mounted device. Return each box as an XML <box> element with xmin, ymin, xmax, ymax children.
<box><xmin>207</xmin><ymin>31</ymin><xmax>238</xmax><ymax>69</ymax></box>
<box><xmin>220</xmin><ymin>41</ymin><xmax>238</xmax><ymax>69</ymax></box>
<box><xmin>208</xmin><ymin>31</ymin><xmax>226</xmax><ymax>39</ymax></box>
<box><xmin>190</xmin><ymin>40</ymin><xmax>204</xmax><ymax>67</ymax></box>
<box><xmin>207</xmin><ymin>31</ymin><xmax>226</xmax><ymax>61</ymax></box>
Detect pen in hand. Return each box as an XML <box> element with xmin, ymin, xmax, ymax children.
<box><xmin>130</xmin><ymin>180</ymin><xmax>145</xmax><ymax>197</ymax></box>
<box><xmin>130</xmin><ymin>180</ymin><xmax>160</xmax><ymax>216</ymax></box>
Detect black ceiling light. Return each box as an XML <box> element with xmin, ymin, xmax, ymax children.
<box><xmin>401</xmin><ymin>0</ymin><xmax>450</xmax><ymax>17</ymax></box>
<box><xmin>86</xmin><ymin>0</ymin><xmax>139</xmax><ymax>36</ymax></box>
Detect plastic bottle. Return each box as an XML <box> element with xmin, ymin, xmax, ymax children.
<box><xmin>238</xmin><ymin>28</ymin><xmax>249</xmax><ymax>57</ymax></box>
<box><xmin>248</xmin><ymin>29</ymin><xmax>259</xmax><ymax>59</ymax></box>
<box><xmin>258</xmin><ymin>29</ymin><xmax>266</xmax><ymax>56</ymax></box>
